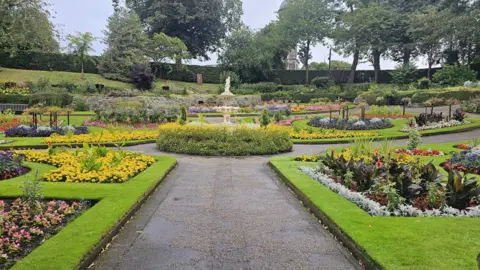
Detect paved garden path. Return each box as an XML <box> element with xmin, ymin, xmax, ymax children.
<box><xmin>94</xmin><ymin>123</ymin><xmax>480</xmax><ymax>270</ymax></box>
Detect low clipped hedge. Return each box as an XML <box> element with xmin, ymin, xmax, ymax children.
<box><xmin>412</xmin><ymin>87</ymin><xmax>480</xmax><ymax>104</ymax></box>
<box><xmin>156</xmin><ymin>123</ymin><xmax>293</xmax><ymax>156</ymax></box>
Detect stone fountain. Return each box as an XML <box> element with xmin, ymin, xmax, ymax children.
<box><xmin>215</xmin><ymin>77</ymin><xmax>240</xmax><ymax>124</ymax></box>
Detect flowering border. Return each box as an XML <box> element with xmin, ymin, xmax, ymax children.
<box><xmin>300</xmin><ymin>166</ymin><xmax>480</xmax><ymax>217</ymax></box>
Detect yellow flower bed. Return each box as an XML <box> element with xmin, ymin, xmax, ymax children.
<box><xmin>42</xmin><ymin>130</ymin><xmax>159</xmax><ymax>144</ymax></box>
<box><xmin>21</xmin><ymin>149</ymin><xmax>156</xmax><ymax>183</ymax></box>
<box><xmin>289</xmin><ymin>129</ymin><xmax>379</xmax><ymax>140</ymax></box>
<box><xmin>335</xmin><ymin>147</ymin><xmax>416</xmax><ymax>164</ymax></box>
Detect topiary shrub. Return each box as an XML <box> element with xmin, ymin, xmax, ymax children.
<box><xmin>407</xmin><ymin>128</ymin><xmax>422</xmax><ymax>150</ymax></box>
<box><xmin>417</xmin><ymin>77</ymin><xmax>431</xmax><ymax>89</ymax></box>
<box><xmin>311</xmin><ymin>77</ymin><xmax>332</xmax><ymax>89</ymax></box>
<box><xmin>260</xmin><ymin>109</ymin><xmax>270</xmax><ymax>127</ymax></box>
<box><xmin>156</xmin><ymin>123</ymin><xmax>292</xmax><ymax>156</ymax></box>
<box><xmin>390</xmin><ymin>62</ymin><xmax>417</xmax><ymax>87</ymax></box>
<box><xmin>432</xmin><ymin>65</ymin><xmax>478</xmax><ymax>86</ymax></box>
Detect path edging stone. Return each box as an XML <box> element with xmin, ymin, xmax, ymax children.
<box><xmin>77</xmin><ymin>161</ymin><xmax>177</xmax><ymax>270</ymax></box>
<box><xmin>268</xmin><ymin>161</ymin><xmax>380</xmax><ymax>270</ymax></box>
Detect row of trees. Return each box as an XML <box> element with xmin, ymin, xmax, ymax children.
<box><xmin>219</xmin><ymin>0</ymin><xmax>480</xmax><ymax>84</ymax></box>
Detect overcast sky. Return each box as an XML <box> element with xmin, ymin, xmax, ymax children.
<box><xmin>49</xmin><ymin>0</ymin><xmax>412</xmax><ymax>70</ymax></box>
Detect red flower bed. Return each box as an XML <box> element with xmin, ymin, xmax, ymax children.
<box><xmin>455</xmin><ymin>144</ymin><xmax>471</xmax><ymax>150</ymax></box>
<box><xmin>394</xmin><ymin>149</ymin><xmax>444</xmax><ymax>156</ymax></box>
<box><xmin>0</xmin><ymin>199</ymin><xmax>90</xmax><ymax>268</ymax></box>
<box><xmin>0</xmin><ymin>119</ymin><xmax>20</xmax><ymax>132</ymax></box>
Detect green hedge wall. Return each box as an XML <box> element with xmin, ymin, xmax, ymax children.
<box><xmin>0</xmin><ymin>51</ymin><xmax>100</xmax><ymax>73</ymax></box>
<box><xmin>152</xmin><ymin>63</ymin><xmax>222</xmax><ymax>84</ymax></box>
<box><xmin>411</xmin><ymin>88</ymin><xmax>480</xmax><ymax>104</ymax></box>
<box><xmin>0</xmin><ymin>94</ymin><xmax>30</xmax><ymax>104</ymax></box>
<box><xmin>29</xmin><ymin>91</ymin><xmax>74</xmax><ymax>107</ymax></box>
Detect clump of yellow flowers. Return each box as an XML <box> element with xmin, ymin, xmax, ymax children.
<box><xmin>42</xmin><ymin>130</ymin><xmax>159</xmax><ymax>144</ymax></box>
<box><xmin>21</xmin><ymin>146</ymin><xmax>155</xmax><ymax>183</ymax></box>
<box><xmin>289</xmin><ymin>129</ymin><xmax>379</xmax><ymax>140</ymax></box>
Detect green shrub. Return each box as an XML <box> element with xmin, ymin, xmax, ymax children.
<box><xmin>390</xmin><ymin>62</ymin><xmax>417</xmax><ymax>86</ymax></box>
<box><xmin>432</xmin><ymin>65</ymin><xmax>478</xmax><ymax>86</ymax></box>
<box><xmin>220</xmin><ymin>71</ymin><xmax>241</xmax><ymax>89</ymax></box>
<box><xmin>417</xmin><ymin>77</ymin><xmax>431</xmax><ymax>89</ymax></box>
<box><xmin>412</xmin><ymin>88</ymin><xmax>480</xmax><ymax>104</ymax></box>
<box><xmin>156</xmin><ymin>124</ymin><xmax>292</xmax><ymax>156</ymax></box>
<box><xmin>461</xmin><ymin>98</ymin><xmax>480</xmax><ymax>114</ymax></box>
<box><xmin>260</xmin><ymin>109</ymin><xmax>270</xmax><ymax>127</ymax></box>
<box><xmin>29</xmin><ymin>91</ymin><xmax>73</xmax><ymax>107</ymax></box>
<box><xmin>0</xmin><ymin>94</ymin><xmax>30</xmax><ymax>104</ymax></box>
<box><xmin>311</xmin><ymin>77</ymin><xmax>332</xmax><ymax>89</ymax></box>
<box><xmin>72</xmin><ymin>96</ymin><xmax>88</xmax><ymax>111</ymax></box>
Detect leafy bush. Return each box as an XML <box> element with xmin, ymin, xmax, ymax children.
<box><xmin>156</xmin><ymin>123</ymin><xmax>292</xmax><ymax>156</ymax></box>
<box><xmin>220</xmin><ymin>71</ymin><xmax>241</xmax><ymax>89</ymax></box>
<box><xmin>411</xmin><ymin>88</ymin><xmax>480</xmax><ymax>104</ymax></box>
<box><xmin>131</xmin><ymin>64</ymin><xmax>154</xmax><ymax>90</ymax></box>
<box><xmin>311</xmin><ymin>77</ymin><xmax>332</xmax><ymax>89</ymax></box>
<box><xmin>461</xmin><ymin>98</ymin><xmax>480</xmax><ymax>114</ymax></box>
<box><xmin>417</xmin><ymin>77</ymin><xmax>431</xmax><ymax>89</ymax></box>
<box><xmin>414</xmin><ymin>113</ymin><xmax>444</xmax><ymax>127</ymax></box>
<box><xmin>260</xmin><ymin>109</ymin><xmax>270</xmax><ymax>127</ymax></box>
<box><xmin>0</xmin><ymin>94</ymin><xmax>30</xmax><ymax>104</ymax></box>
<box><xmin>407</xmin><ymin>128</ymin><xmax>422</xmax><ymax>150</ymax></box>
<box><xmin>308</xmin><ymin>117</ymin><xmax>392</xmax><ymax>130</ymax></box>
<box><xmin>453</xmin><ymin>108</ymin><xmax>466</xmax><ymax>122</ymax></box>
<box><xmin>390</xmin><ymin>62</ymin><xmax>417</xmax><ymax>86</ymax></box>
<box><xmin>433</xmin><ymin>65</ymin><xmax>478</xmax><ymax>86</ymax></box>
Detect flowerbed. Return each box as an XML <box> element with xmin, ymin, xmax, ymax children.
<box><xmin>0</xmin><ymin>199</ymin><xmax>88</xmax><ymax>268</ymax></box>
<box><xmin>355</xmin><ymin>113</ymin><xmax>415</xmax><ymax>119</ymax></box>
<box><xmin>157</xmin><ymin>123</ymin><xmax>292</xmax><ymax>156</ymax></box>
<box><xmin>304</xmin><ymin>105</ymin><xmax>340</xmax><ymax>111</ymax></box>
<box><xmin>308</xmin><ymin>117</ymin><xmax>393</xmax><ymax>130</ymax></box>
<box><xmin>22</xmin><ymin>147</ymin><xmax>156</xmax><ymax>183</ymax></box>
<box><xmin>302</xmin><ymin>147</ymin><xmax>480</xmax><ymax>217</ymax></box>
<box><xmin>188</xmin><ymin>106</ymin><xmax>217</xmax><ymax>114</ymax></box>
<box><xmin>274</xmin><ymin>117</ymin><xmax>304</xmax><ymax>126</ymax></box>
<box><xmin>0</xmin><ymin>119</ymin><xmax>20</xmax><ymax>133</ymax></box>
<box><xmin>84</xmin><ymin>119</ymin><xmax>159</xmax><ymax>130</ymax></box>
<box><xmin>0</xmin><ymin>87</ymin><xmax>29</xmax><ymax>96</ymax></box>
<box><xmin>42</xmin><ymin>130</ymin><xmax>159</xmax><ymax>144</ymax></box>
<box><xmin>289</xmin><ymin>129</ymin><xmax>379</xmax><ymax>140</ymax></box>
<box><xmin>294</xmin><ymin>154</ymin><xmax>321</xmax><ymax>162</ymax></box>
<box><xmin>394</xmin><ymin>149</ymin><xmax>445</xmax><ymax>156</ymax></box>
<box><xmin>401</xmin><ymin>120</ymin><xmax>469</xmax><ymax>132</ymax></box>
<box><xmin>5</xmin><ymin>126</ymin><xmax>89</xmax><ymax>138</ymax></box>
<box><xmin>255</xmin><ymin>104</ymin><xmax>291</xmax><ymax>112</ymax></box>
<box><xmin>442</xmin><ymin>148</ymin><xmax>480</xmax><ymax>175</ymax></box>
<box><xmin>0</xmin><ymin>151</ymin><xmax>27</xmax><ymax>181</ymax></box>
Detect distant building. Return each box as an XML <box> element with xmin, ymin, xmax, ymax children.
<box><xmin>279</xmin><ymin>0</ymin><xmax>299</xmax><ymax>71</ymax></box>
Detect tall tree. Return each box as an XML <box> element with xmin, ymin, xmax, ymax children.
<box><xmin>278</xmin><ymin>0</ymin><xmax>333</xmax><ymax>84</ymax></box>
<box><xmin>147</xmin><ymin>33</ymin><xmax>189</xmax><ymax>65</ymax></box>
<box><xmin>409</xmin><ymin>7</ymin><xmax>445</xmax><ymax>78</ymax></box>
<box><xmin>0</xmin><ymin>0</ymin><xmax>59</xmax><ymax>54</ymax></box>
<box><xmin>98</xmin><ymin>8</ymin><xmax>148</xmax><ymax>78</ymax></box>
<box><xmin>66</xmin><ymin>32</ymin><xmax>96</xmax><ymax>79</ymax></box>
<box><xmin>125</xmin><ymin>0</ymin><xmax>243</xmax><ymax>59</ymax></box>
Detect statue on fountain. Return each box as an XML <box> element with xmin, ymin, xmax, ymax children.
<box><xmin>220</xmin><ymin>76</ymin><xmax>234</xmax><ymax>97</ymax></box>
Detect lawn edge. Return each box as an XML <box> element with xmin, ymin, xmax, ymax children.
<box><xmin>268</xmin><ymin>161</ymin><xmax>380</xmax><ymax>270</ymax></box>
<box><xmin>77</xmin><ymin>160</ymin><xmax>178</xmax><ymax>270</ymax></box>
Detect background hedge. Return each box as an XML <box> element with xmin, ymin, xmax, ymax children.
<box><xmin>411</xmin><ymin>88</ymin><xmax>480</xmax><ymax>104</ymax></box>
<box><xmin>29</xmin><ymin>91</ymin><xmax>74</xmax><ymax>107</ymax></box>
<box><xmin>151</xmin><ymin>63</ymin><xmax>222</xmax><ymax>84</ymax></box>
<box><xmin>0</xmin><ymin>51</ymin><xmax>99</xmax><ymax>73</ymax></box>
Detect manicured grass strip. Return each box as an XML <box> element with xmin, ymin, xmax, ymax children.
<box><xmin>292</xmin><ymin>117</ymin><xmax>480</xmax><ymax>144</ymax></box>
<box><xmin>0</xmin><ymin>156</ymin><xmax>177</xmax><ymax>270</ymax></box>
<box><xmin>269</xmin><ymin>156</ymin><xmax>480</xmax><ymax>270</ymax></box>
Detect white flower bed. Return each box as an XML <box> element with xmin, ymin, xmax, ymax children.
<box><xmin>300</xmin><ymin>166</ymin><xmax>480</xmax><ymax>217</ymax></box>
<box><xmin>401</xmin><ymin>120</ymin><xmax>470</xmax><ymax>132</ymax></box>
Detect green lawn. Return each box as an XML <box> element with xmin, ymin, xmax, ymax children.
<box><xmin>0</xmin><ymin>68</ymin><xmax>132</xmax><ymax>89</ymax></box>
<box><xmin>291</xmin><ymin>117</ymin><xmax>480</xmax><ymax>144</ymax></box>
<box><xmin>1</xmin><ymin>156</ymin><xmax>177</xmax><ymax>270</ymax></box>
<box><xmin>270</xmin><ymin>155</ymin><xmax>480</xmax><ymax>270</ymax></box>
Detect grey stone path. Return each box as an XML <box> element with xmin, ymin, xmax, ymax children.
<box><xmin>94</xmin><ymin>157</ymin><xmax>360</xmax><ymax>269</ymax></box>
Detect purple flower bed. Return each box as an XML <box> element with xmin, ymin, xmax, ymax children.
<box><xmin>188</xmin><ymin>107</ymin><xmax>217</xmax><ymax>114</ymax></box>
<box><xmin>442</xmin><ymin>148</ymin><xmax>480</xmax><ymax>175</ymax></box>
<box><xmin>255</xmin><ymin>105</ymin><xmax>291</xmax><ymax>112</ymax></box>
<box><xmin>0</xmin><ymin>199</ymin><xmax>90</xmax><ymax>268</ymax></box>
<box><xmin>308</xmin><ymin>117</ymin><xmax>393</xmax><ymax>130</ymax></box>
<box><xmin>5</xmin><ymin>126</ymin><xmax>89</xmax><ymax>138</ymax></box>
<box><xmin>0</xmin><ymin>151</ymin><xmax>27</xmax><ymax>181</ymax></box>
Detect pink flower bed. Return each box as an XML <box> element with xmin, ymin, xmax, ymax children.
<box><xmin>304</xmin><ymin>105</ymin><xmax>340</xmax><ymax>111</ymax></box>
<box><xmin>274</xmin><ymin>118</ymin><xmax>305</xmax><ymax>126</ymax></box>
<box><xmin>84</xmin><ymin>119</ymin><xmax>159</xmax><ymax>130</ymax></box>
<box><xmin>0</xmin><ymin>199</ymin><xmax>88</xmax><ymax>267</ymax></box>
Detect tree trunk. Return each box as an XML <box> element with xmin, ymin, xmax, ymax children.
<box><xmin>448</xmin><ymin>105</ymin><xmax>452</xmax><ymax>120</ymax></box>
<box><xmin>305</xmin><ymin>40</ymin><xmax>311</xmax><ymax>85</ymax></box>
<box><xmin>403</xmin><ymin>104</ymin><xmax>406</xmax><ymax>116</ymax></box>
<box><xmin>431</xmin><ymin>106</ymin><xmax>434</xmax><ymax>115</ymax></box>
<box><xmin>403</xmin><ymin>49</ymin><xmax>411</xmax><ymax>65</ymax></box>
<box><xmin>81</xmin><ymin>60</ymin><xmax>85</xmax><ymax>80</ymax></box>
<box><xmin>348</xmin><ymin>47</ymin><xmax>359</xmax><ymax>83</ymax></box>
<box><xmin>373</xmin><ymin>49</ymin><xmax>381</xmax><ymax>83</ymax></box>
<box><xmin>427</xmin><ymin>62</ymin><xmax>433</xmax><ymax>79</ymax></box>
